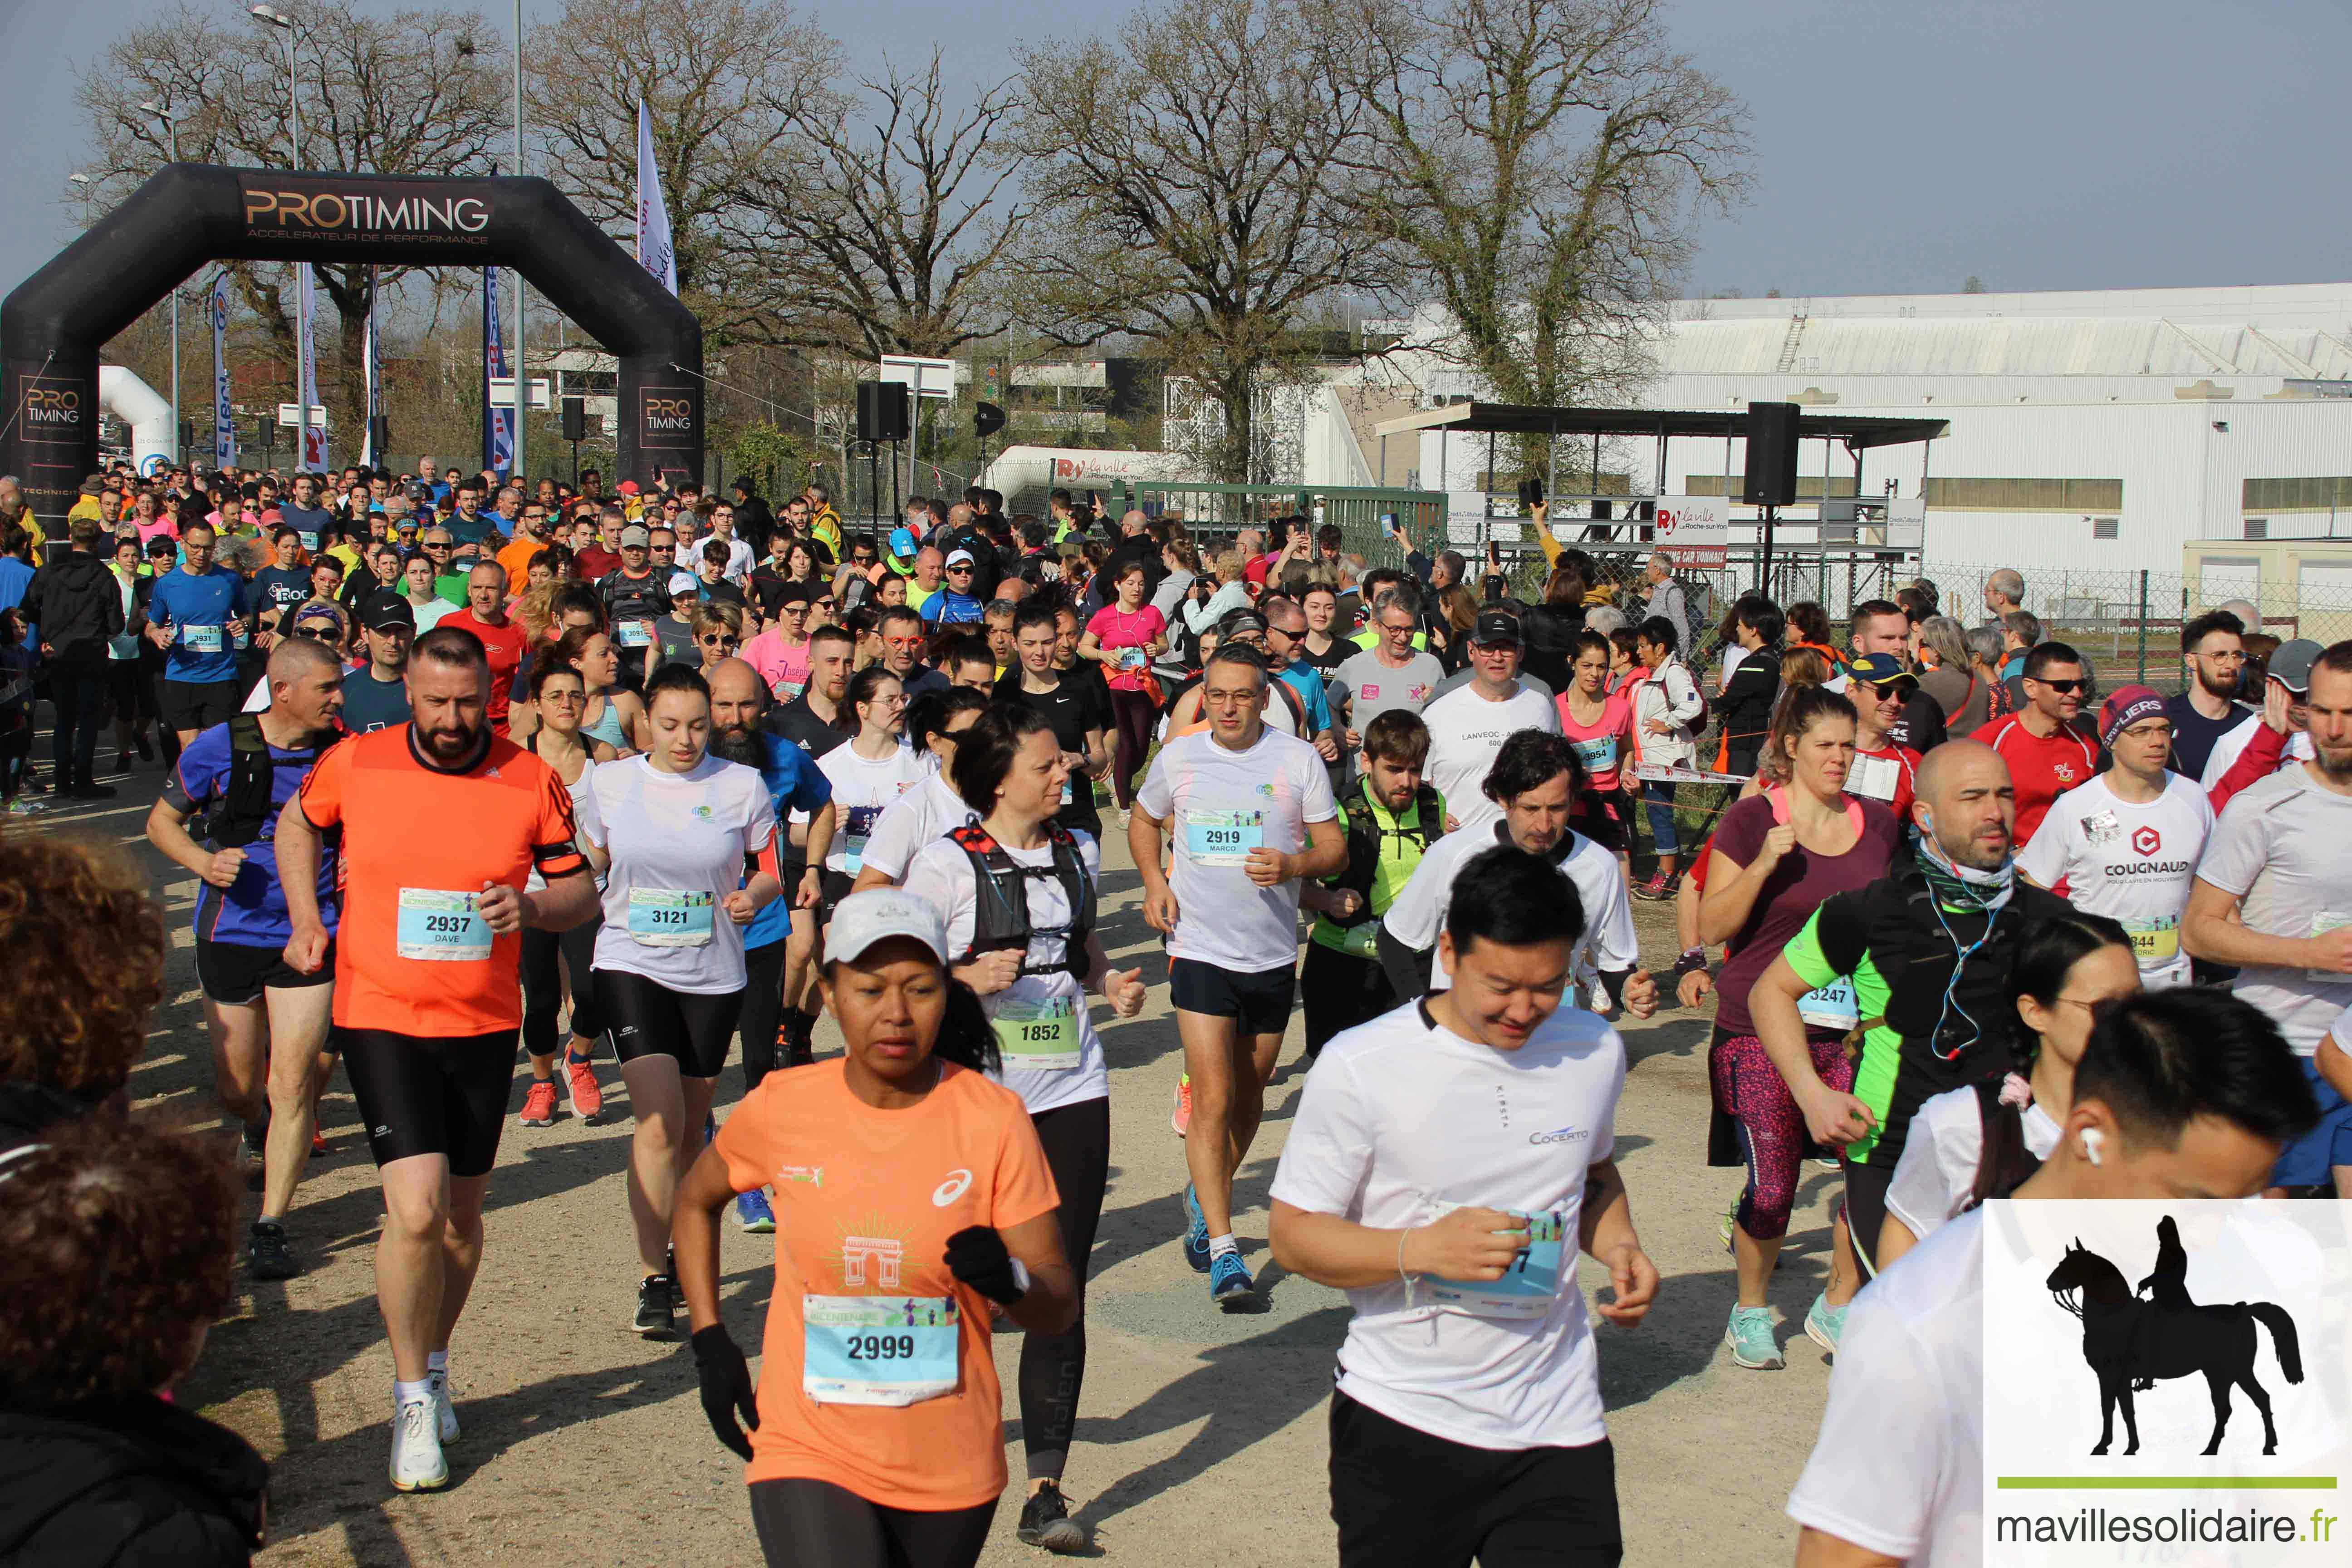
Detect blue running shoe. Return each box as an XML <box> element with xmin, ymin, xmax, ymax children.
<box><xmin>1803</xmin><ymin>1292</ymin><xmax>1847</xmax><ymax>1354</ymax></box>
<box><xmin>1209</xmin><ymin>1250</ymin><xmax>1254</xmax><ymax>1303</ymax></box>
<box><xmin>736</xmin><ymin>1188</ymin><xmax>776</xmax><ymax>1234</ymax></box>
<box><xmin>1182</xmin><ymin>1183</ymin><xmax>1210</xmax><ymax>1273</ymax></box>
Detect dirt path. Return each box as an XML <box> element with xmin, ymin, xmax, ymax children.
<box><xmin>53</xmin><ymin>778</ymin><xmax>1838</xmax><ymax>1567</ymax></box>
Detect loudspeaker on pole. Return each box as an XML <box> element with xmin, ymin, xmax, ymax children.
<box><xmin>1742</xmin><ymin>401</ymin><xmax>1801</xmax><ymax>507</ymax></box>
<box><xmin>856</xmin><ymin>381</ymin><xmax>911</xmax><ymax>443</ymax></box>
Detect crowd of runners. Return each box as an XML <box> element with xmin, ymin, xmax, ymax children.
<box><xmin>0</xmin><ymin>459</ymin><xmax>2346</xmax><ymax>1568</ymax></box>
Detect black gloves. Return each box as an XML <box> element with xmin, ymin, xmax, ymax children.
<box><xmin>944</xmin><ymin>1225</ymin><xmax>1027</xmax><ymax>1306</ymax></box>
<box><xmin>691</xmin><ymin>1324</ymin><xmax>759</xmax><ymax>1459</ymax></box>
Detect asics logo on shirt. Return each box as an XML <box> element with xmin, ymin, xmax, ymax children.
<box><xmin>1528</xmin><ymin>1126</ymin><xmax>1589</xmax><ymax>1146</ymax></box>
<box><xmin>932</xmin><ymin>1168</ymin><xmax>973</xmax><ymax>1205</ymax></box>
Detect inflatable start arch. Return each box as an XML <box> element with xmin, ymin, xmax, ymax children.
<box><xmin>0</xmin><ymin>164</ymin><xmax>704</xmax><ymax>528</ymax></box>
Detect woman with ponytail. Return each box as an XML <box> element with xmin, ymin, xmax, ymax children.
<box><xmin>1875</xmin><ymin>912</ymin><xmax>2138</xmax><ymax>1269</ymax></box>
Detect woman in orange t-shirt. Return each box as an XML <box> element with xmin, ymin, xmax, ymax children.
<box><xmin>672</xmin><ymin>887</ymin><xmax>1077</xmax><ymax>1568</ymax></box>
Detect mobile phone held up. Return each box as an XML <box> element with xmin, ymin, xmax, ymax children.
<box><xmin>1514</xmin><ymin>477</ymin><xmax>1545</xmax><ymax>510</ymax></box>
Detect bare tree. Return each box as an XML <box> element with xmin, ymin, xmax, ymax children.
<box><xmin>524</xmin><ymin>0</ymin><xmax>835</xmax><ymax>347</ymax></box>
<box><xmin>735</xmin><ymin>50</ymin><xmax>1030</xmax><ymax>362</ymax></box>
<box><xmin>73</xmin><ymin>0</ymin><xmax>509</xmax><ymax>427</ymax></box>
<box><xmin>1336</xmin><ymin>0</ymin><xmax>1747</xmax><ymax>426</ymax></box>
<box><xmin>1019</xmin><ymin>0</ymin><xmax>1381</xmax><ymax>482</ymax></box>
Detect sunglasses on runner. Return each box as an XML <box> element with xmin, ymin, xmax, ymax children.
<box><xmin>2034</xmin><ymin>677</ymin><xmax>2086</xmax><ymax>694</ymax></box>
<box><xmin>699</xmin><ymin>633</ymin><xmax>739</xmax><ymax>649</ymax></box>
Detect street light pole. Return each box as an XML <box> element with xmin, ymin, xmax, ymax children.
<box><xmin>140</xmin><ymin>103</ymin><xmax>183</xmax><ymax>464</ymax></box>
<box><xmin>510</xmin><ymin>0</ymin><xmax>526</xmax><ymax>482</ymax></box>
<box><xmin>252</xmin><ymin>9</ymin><xmax>303</xmax><ymax>468</ymax></box>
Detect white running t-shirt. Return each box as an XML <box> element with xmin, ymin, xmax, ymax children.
<box><xmin>1269</xmin><ymin>997</ymin><xmax>1625</xmax><ymax>1450</ymax></box>
<box><xmin>1419</xmin><ymin>680</ymin><xmax>1561</xmax><ymax>838</ymax></box>
<box><xmin>2015</xmin><ymin>772</ymin><xmax>2212</xmax><ymax>988</ymax></box>
<box><xmin>2192</xmin><ymin>764</ymin><xmax>2352</xmax><ymax>1054</ymax></box>
<box><xmin>1882</xmin><ymin>1085</ymin><xmax>2061</xmax><ymax>1244</ymax></box>
<box><xmin>901</xmin><ymin>830</ymin><xmax>1110</xmax><ymax>1117</ymax></box>
<box><xmin>579</xmin><ymin>753</ymin><xmax>775</xmax><ymax>994</ymax></box>
<box><xmin>1382</xmin><ymin>823</ymin><xmax>1637</xmax><ymax>994</ymax></box>
<box><xmin>857</xmin><ymin>766</ymin><xmax>976</xmax><ymax>885</ymax></box>
<box><xmin>816</xmin><ymin>740</ymin><xmax>929</xmax><ymax>877</ymax></box>
<box><xmin>1787</xmin><ymin>1206</ymin><xmax>1984</xmax><ymax>1567</ymax></box>
<box><xmin>1136</xmin><ymin>726</ymin><xmax>1337</xmax><ymax>975</ymax></box>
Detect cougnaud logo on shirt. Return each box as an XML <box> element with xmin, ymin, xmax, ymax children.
<box><xmin>1980</xmin><ymin>1200</ymin><xmax>2344</xmax><ymax>1558</ymax></box>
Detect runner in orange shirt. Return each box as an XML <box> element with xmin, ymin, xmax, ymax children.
<box><xmin>274</xmin><ymin>624</ymin><xmax>600</xmax><ymax>1494</ymax></box>
<box><xmin>672</xmin><ymin>888</ymin><xmax>1077</xmax><ymax>1568</ymax></box>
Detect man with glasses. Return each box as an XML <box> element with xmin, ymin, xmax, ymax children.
<box><xmin>919</xmin><ymin>548</ymin><xmax>987</xmax><ymax>626</ymax></box>
<box><xmin>1261</xmin><ymin>596</ymin><xmax>1342</xmax><ymax>763</ymax></box>
<box><xmin>144</xmin><ymin>520</ymin><xmax>252</xmax><ymax>748</ymax></box>
<box><xmin>1970</xmin><ymin>639</ymin><xmax>2097</xmax><ymax>850</ymax></box>
<box><xmin>441</xmin><ymin>563</ymin><xmax>529</xmax><ymax>736</ymax></box>
<box><xmin>418</xmin><ymin>528</ymin><xmax>469</xmax><ymax>604</ymax></box>
<box><xmin>1333</xmin><ymin>583</ymin><xmax>1442</xmax><ymax>765</ymax></box>
<box><xmin>495</xmin><ymin>501</ymin><xmax>553</xmax><ymax>586</ymax></box>
<box><xmin>876</xmin><ymin>604</ymin><xmax>949</xmax><ymax>697</ymax></box>
<box><xmin>2164</xmin><ymin>609</ymin><xmax>2253</xmax><ymax>781</ymax></box>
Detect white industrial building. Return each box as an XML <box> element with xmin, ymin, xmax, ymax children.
<box><xmin>1352</xmin><ymin>284</ymin><xmax>2352</xmax><ymax>618</ymax></box>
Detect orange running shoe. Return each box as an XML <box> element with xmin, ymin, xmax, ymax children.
<box><xmin>565</xmin><ymin>1056</ymin><xmax>604</xmax><ymax>1122</ymax></box>
<box><xmin>518</xmin><ymin>1079</ymin><xmax>559</xmax><ymax>1127</ymax></box>
<box><xmin>1171</xmin><ymin>1073</ymin><xmax>1192</xmax><ymax>1138</ymax></box>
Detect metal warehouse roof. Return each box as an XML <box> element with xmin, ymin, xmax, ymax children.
<box><xmin>1372</xmin><ymin>401</ymin><xmax>1949</xmax><ymax>452</ymax></box>
<box><xmin>1658</xmin><ymin>315</ymin><xmax>2352</xmax><ymax>381</ymax></box>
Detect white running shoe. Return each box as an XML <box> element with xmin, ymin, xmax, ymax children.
<box><xmin>389</xmin><ymin>1398</ymin><xmax>449</xmax><ymax>1492</ymax></box>
<box><xmin>427</xmin><ymin>1368</ymin><xmax>460</xmax><ymax>1443</ymax></box>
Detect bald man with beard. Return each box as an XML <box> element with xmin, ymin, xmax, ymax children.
<box><xmin>1745</xmin><ymin>740</ymin><xmax>2073</xmax><ymax>1285</ymax></box>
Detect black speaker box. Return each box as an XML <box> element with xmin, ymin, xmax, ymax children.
<box><xmin>1744</xmin><ymin>401</ymin><xmax>1800</xmax><ymax>506</ymax></box>
<box><xmin>856</xmin><ymin>380</ymin><xmax>911</xmax><ymax>443</ymax></box>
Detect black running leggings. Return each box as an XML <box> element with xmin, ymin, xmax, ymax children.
<box><xmin>737</xmin><ymin>936</ymin><xmax>791</xmax><ymax>1094</ymax></box>
<box><xmin>1021</xmin><ymin>1095</ymin><xmax>1110</xmax><ymax>1484</ymax></box>
<box><xmin>748</xmin><ymin>1479</ymin><xmax>996</xmax><ymax>1568</ymax></box>
<box><xmin>519</xmin><ymin>919</ymin><xmax>605</xmax><ymax>1059</ymax></box>
<box><xmin>1105</xmin><ymin>686</ymin><xmax>1157</xmax><ymax>806</ymax></box>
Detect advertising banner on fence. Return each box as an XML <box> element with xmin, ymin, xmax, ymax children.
<box><xmin>1653</xmin><ymin>494</ymin><xmax>1728</xmax><ymax>567</ymax></box>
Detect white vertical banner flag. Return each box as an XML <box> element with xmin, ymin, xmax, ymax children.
<box><xmin>362</xmin><ymin>269</ymin><xmax>382</xmax><ymax>467</ymax></box>
<box><xmin>210</xmin><ymin>271</ymin><xmax>235</xmax><ymax>470</ymax></box>
<box><xmin>296</xmin><ymin>262</ymin><xmax>326</xmax><ymax>471</ymax></box>
<box><xmin>635</xmin><ymin>98</ymin><xmax>677</xmax><ymax>294</ymax></box>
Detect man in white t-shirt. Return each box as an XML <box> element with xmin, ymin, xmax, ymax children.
<box><xmin>1271</xmin><ymin>844</ymin><xmax>1656</xmax><ymax>1568</ymax></box>
<box><xmin>1419</xmin><ymin>609</ymin><xmax>1560</xmax><ymax>838</ymax></box>
<box><xmin>2018</xmin><ymin>686</ymin><xmax>2212</xmax><ymax>989</ymax></box>
<box><xmin>2183</xmin><ymin>640</ymin><xmax>2352</xmax><ymax>1195</ymax></box>
<box><xmin>1382</xmin><ymin>730</ymin><xmax>1656</xmax><ymax>1021</ymax></box>
<box><xmin>1133</xmin><ymin>643</ymin><xmax>1345</xmax><ymax>1305</ymax></box>
<box><xmin>850</xmin><ymin>686</ymin><xmax>988</xmax><ymax>891</ymax></box>
<box><xmin>1788</xmin><ymin>987</ymin><xmax>2315</xmax><ymax>1568</ymax></box>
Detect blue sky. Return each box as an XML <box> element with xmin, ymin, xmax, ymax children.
<box><xmin>5</xmin><ymin>0</ymin><xmax>2347</xmax><ymax>304</ymax></box>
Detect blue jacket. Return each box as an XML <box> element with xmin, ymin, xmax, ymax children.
<box><xmin>743</xmin><ymin>732</ymin><xmax>834</xmax><ymax>949</ymax></box>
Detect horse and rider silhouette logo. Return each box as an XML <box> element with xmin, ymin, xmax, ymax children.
<box><xmin>2045</xmin><ymin>1216</ymin><xmax>2303</xmax><ymax>1457</ymax></box>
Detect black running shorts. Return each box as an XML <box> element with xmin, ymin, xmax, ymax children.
<box><xmin>196</xmin><ymin>936</ymin><xmax>335</xmax><ymax>1008</ymax></box>
<box><xmin>596</xmin><ymin>967</ymin><xmax>745</xmax><ymax>1080</ymax></box>
<box><xmin>339</xmin><ymin>1028</ymin><xmax>518</xmax><ymax>1178</ymax></box>
<box><xmin>1169</xmin><ymin>956</ymin><xmax>1297</xmax><ymax>1036</ymax></box>
<box><xmin>158</xmin><ymin>678</ymin><xmax>244</xmax><ymax>734</ymax></box>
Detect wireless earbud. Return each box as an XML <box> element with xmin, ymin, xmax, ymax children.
<box><xmin>2080</xmin><ymin>1127</ymin><xmax>2105</xmax><ymax>1166</ymax></box>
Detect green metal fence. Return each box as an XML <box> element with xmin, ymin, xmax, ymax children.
<box><xmin>1113</xmin><ymin>480</ymin><xmax>1446</xmax><ymax>568</ymax></box>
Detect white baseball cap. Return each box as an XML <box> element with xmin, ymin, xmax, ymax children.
<box><xmin>823</xmin><ymin>887</ymin><xmax>948</xmax><ymax>967</ymax></box>
<box><xmin>667</xmin><ymin>570</ymin><xmax>701</xmax><ymax>598</ymax></box>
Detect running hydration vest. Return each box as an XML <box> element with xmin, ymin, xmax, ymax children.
<box><xmin>947</xmin><ymin>823</ymin><xmax>1096</xmax><ymax>981</ymax></box>
<box><xmin>1327</xmin><ymin>780</ymin><xmax>1444</xmax><ymax>934</ymax></box>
